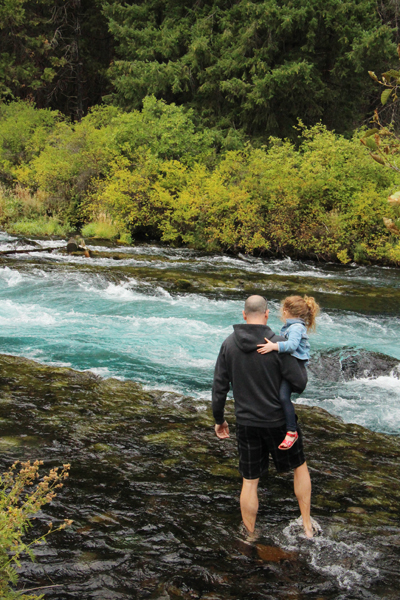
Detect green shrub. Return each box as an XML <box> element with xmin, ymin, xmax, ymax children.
<box><xmin>0</xmin><ymin>461</ymin><xmax>72</xmax><ymax>599</ymax></box>
<box><xmin>2</xmin><ymin>100</ymin><xmax>400</xmax><ymax>264</ymax></box>
<box><xmin>117</xmin><ymin>232</ymin><xmax>132</xmax><ymax>245</ymax></box>
<box><xmin>84</xmin><ymin>153</ymin><xmax>161</xmax><ymax>239</ymax></box>
<box><xmin>109</xmin><ymin>96</ymin><xmax>216</xmax><ymax>165</ymax></box>
<box><xmin>15</xmin><ymin>119</ymin><xmax>119</xmax><ymax>222</ymax></box>
<box><xmin>0</xmin><ymin>101</ymin><xmax>60</xmax><ymax>182</ymax></box>
<box><xmin>0</xmin><ymin>184</ymin><xmax>50</xmax><ymax>226</ymax></box>
<box><xmin>12</xmin><ymin>97</ymin><xmax>216</xmax><ymax>228</ymax></box>
<box><xmin>148</xmin><ymin>124</ymin><xmax>399</xmax><ymax>259</ymax></box>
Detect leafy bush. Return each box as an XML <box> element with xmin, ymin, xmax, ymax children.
<box><xmin>2</xmin><ymin>100</ymin><xmax>400</xmax><ymax>264</ymax></box>
<box><xmin>0</xmin><ymin>102</ymin><xmax>59</xmax><ymax>182</ymax></box>
<box><xmin>107</xmin><ymin>96</ymin><xmax>216</xmax><ymax>165</ymax></box>
<box><xmin>148</xmin><ymin>125</ymin><xmax>399</xmax><ymax>260</ymax></box>
<box><xmin>0</xmin><ymin>184</ymin><xmax>50</xmax><ymax>224</ymax></box>
<box><xmin>15</xmin><ymin>118</ymin><xmax>119</xmax><ymax>226</ymax></box>
<box><xmin>0</xmin><ymin>460</ymin><xmax>72</xmax><ymax>599</ymax></box>
<box><xmin>84</xmin><ymin>153</ymin><xmax>160</xmax><ymax>239</ymax></box>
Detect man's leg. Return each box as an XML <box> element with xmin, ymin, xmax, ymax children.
<box><xmin>240</xmin><ymin>477</ymin><xmax>259</xmax><ymax>532</ymax></box>
<box><xmin>293</xmin><ymin>461</ymin><xmax>313</xmax><ymax>538</ymax></box>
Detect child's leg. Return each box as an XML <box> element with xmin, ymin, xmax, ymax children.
<box><xmin>279</xmin><ymin>378</ymin><xmax>297</xmax><ymax>432</ymax></box>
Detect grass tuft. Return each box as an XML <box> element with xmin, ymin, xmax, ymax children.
<box><xmin>81</xmin><ymin>221</ymin><xmax>120</xmax><ymax>240</ymax></box>
<box><xmin>8</xmin><ymin>217</ymin><xmax>68</xmax><ymax>237</ymax></box>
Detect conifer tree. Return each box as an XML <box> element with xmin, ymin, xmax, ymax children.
<box><xmin>0</xmin><ymin>0</ymin><xmax>112</xmax><ymax>119</ymax></box>
<box><xmin>103</xmin><ymin>0</ymin><xmax>397</xmax><ymax>139</ymax></box>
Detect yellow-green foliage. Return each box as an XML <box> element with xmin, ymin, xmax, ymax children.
<box><xmin>152</xmin><ymin>158</ymin><xmax>269</xmax><ymax>252</ymax></box>
<box><xmin>1</xmin><ymin>100</ymin><xmax>400</xmax><ymax>264</ymax></box>
<box><xmin>0</xmin><ymin>184</ymin><xmax>54</xmax><ymax>227</ymax></box>
<box><xmin>0</xmin><ymin>101</ymin><xmax>60</xmax><ymax>181</ymax></box>
<box><xmin>109</xmin><ymin>96</ymin><xmax>216</xmax><ymax>165</ymax></box>
<box><xmin>85</xmin><ymin>153</ymin><xmax>160</xmax><ymax>237</ymax></box>
<box><xmin>83</xmin><ymin>122</ymin><xmax>400</xmax><ymax>262</ymax></box>
<box><xmin>143</xmin><ymin>126</ymin><xmax>398</xmax><ymax>260</ymax></box>
<box><xmin>16</xmin><ymin>119</ymin><xmax>120</xmax><ymax>224</ymax></box>
<box><xmin>386</xmin><ymin>240</ymin><xmax>400</xmax><ymax>262</ymax></box>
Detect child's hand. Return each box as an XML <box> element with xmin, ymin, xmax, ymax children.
<box><xmin>257</xmin><ymin>338</ymin><xmax>279</xmax><ymax>354</ymax></box>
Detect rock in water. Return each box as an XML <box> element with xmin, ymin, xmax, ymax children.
<box><xmin>308</xmin><ymin>347</ymin><xmax>400</xmax><ymax>381</ymax></box>
<box><xmin>18</xmin><ymin>237</ymin><xmax>41</xmax><ymax>248</ymax></box>
<box><xmin>67</xmin><ymin>238</ymin><xmax>79</xmax><ymax>253</ymax></box>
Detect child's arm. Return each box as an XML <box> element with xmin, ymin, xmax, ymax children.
<box><xmin>257</xmin><ymin>325</ymin><xmax>304</xmax><ymax>355</ymax></box>
<box><xmin>257</xmin><ymin>338</ymin><xmax>278</xmax><ymax>354</ymax></box>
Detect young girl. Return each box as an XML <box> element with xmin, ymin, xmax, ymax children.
<box><xmin>257</xmin><ymin>295</ymin><xmax>320</xmax><ymax>450</ymax></box>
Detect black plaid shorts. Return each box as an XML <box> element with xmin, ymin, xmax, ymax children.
<box><xmin>236</xmin><ymin>422</ymin><xmax>306</xmax><ymax>479</ymax></box>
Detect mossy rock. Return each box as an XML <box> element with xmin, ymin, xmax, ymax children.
<box><xmin>0</xmin><ymin>354</ymin><xmax>399</xmax><ymax>527</ymax></box>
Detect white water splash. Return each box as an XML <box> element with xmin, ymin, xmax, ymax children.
<box><xmin>0</xmin><ymin>266</ymin><xmax>25</xmax><ymax>287</ymax></box>
<box><xmin>282</xmin><ymin>519</ymin><xmax>380</xmax><ymax>590</ymax></box>
<box><xmin>0</xmin><ymin>299</ymin><xmax>58</xmax><ymax>326</ymax></box>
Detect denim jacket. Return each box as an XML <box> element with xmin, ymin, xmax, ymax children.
<box><xmin>277</xmin><ymin>318</ymin><xmax>310</xmax><ymax>362</ymax></box>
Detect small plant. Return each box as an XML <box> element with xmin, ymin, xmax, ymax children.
<box><xmin>0</xmin><ymin>460</ymin><xmax>72</xmax><ymax>599</ymax></box>
<box><xmin>118</xmin><ymin>232</ymin><xmax>132</xmax><ymax>245</ymax></box>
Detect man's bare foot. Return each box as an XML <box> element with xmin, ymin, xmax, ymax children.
<box><xmin>239</xmin><ymin>522</ymin><xmax>259</xmax><ymax>542</ymax></box>
<box><xmin>303</xmin><ymin>523</ymin><xmax>314</xmax><ymax>538</ymax></box>
<box><xmin>298</xmin><ymin>516</ymin><xmax>321</xmax><ymax>538</ymax></box>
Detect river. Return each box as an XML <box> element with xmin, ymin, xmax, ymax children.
<box><xmin>1</xmin><ymin>231</ymin><xmax>399</xmax><ymax>434</ymax></box>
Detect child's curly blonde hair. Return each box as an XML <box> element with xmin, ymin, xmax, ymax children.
<box><xmin>282</xmin><ymin>295</ymin><xmax>320</xmax><ymax>332</ymax></box>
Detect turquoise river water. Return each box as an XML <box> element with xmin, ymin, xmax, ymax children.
<box><xmin>0</xmin><ymin>231</ymin><xmax>399</xmax><ymax>435</ymax></box>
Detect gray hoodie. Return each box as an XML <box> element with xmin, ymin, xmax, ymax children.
<box><xmin>212</xmin><ymin>324</ymin><xmax>307</xmax><ymax>428</ymax></box>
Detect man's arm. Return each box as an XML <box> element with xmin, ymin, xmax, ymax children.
<box><xmin>279</xmin><ymin>353</ymin><xmax>308</xmax><ymax>394</ymax></box>
<box><xmin>211</xmin><ymin>343</ymin><xmax>230</xmax><ymax>425</ymax></box>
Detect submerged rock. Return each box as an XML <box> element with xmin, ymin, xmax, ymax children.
<box><xmin>0</xmin><ymin>354</ymin><xmax>399</xmax><ymax>599</ymax></box>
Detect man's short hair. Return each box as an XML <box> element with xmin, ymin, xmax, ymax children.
<box><xmin>244</xmin><ymin>295</ymin><xmax>268</xmax><ymax>315</ymax></box>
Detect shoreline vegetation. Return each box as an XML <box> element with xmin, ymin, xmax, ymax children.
<box><xmin>1</xmin><ymin>99</ymin><xmax>400</xmax><ymax>267</ymax></box>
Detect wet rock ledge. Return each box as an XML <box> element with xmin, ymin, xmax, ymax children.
<box><xmin>0</xmin><ymin>354</ymin><xmax>400</xmax><ymax>599</ymax></box>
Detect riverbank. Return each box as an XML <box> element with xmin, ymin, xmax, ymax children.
<box><xmin>3</xmin><ymin>215</ymin><xmax>400</xmax><ymax>268</ymax></box>
<box><xmin>0</xmin><ymin>352</ymin><xmax>399</xmax><ymax>599</ymax></box>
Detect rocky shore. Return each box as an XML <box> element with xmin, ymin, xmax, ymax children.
<box><xmin>0</xmin><ymin>353</ymin><xmax>399</xmax><ymax>599</ymax></box>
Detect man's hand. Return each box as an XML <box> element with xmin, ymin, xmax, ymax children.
<box><xmin>257</xmin><ymin>338</ymin><xmax>279</xmax><ymax>354</ymax></box>
<box><xmin>215</xmin><ymin>421</ymin><xmax>230</xmax><ymax>439</ymax></box>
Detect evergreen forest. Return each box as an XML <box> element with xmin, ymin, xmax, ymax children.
<box><xmin>1</xmin><ymin>0</ymin><xmax>400</xmax><ymax>264</ymax></box>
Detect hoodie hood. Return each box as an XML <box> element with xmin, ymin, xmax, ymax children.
<box><xmin>233</xmin><ymin>324</ymin><xmax>277</xmax><ymax>353</ymax></box>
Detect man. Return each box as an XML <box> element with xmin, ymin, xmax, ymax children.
<box><xmin>212</xmin><ymin>295</ymin><xmax>314</xmax><ymax>538</ymax></box>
